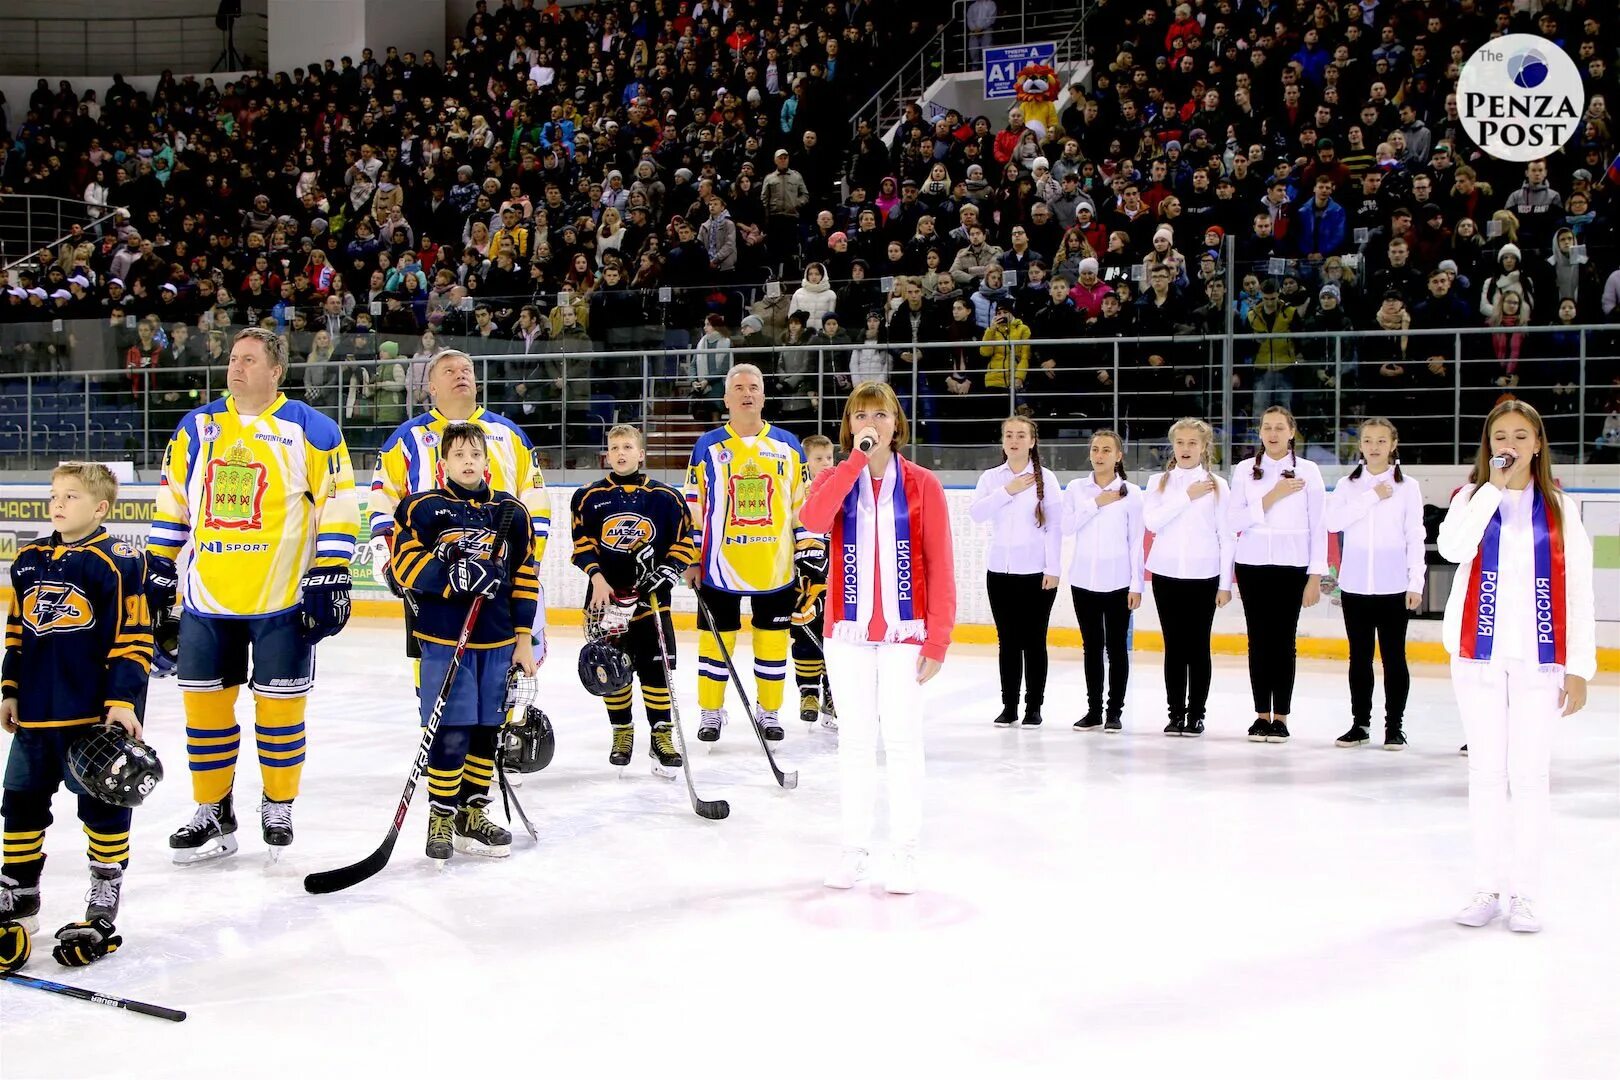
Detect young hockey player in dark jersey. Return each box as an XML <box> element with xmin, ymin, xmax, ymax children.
<box><xmin>391</xmin><ymin>423</ymin><xmax>539</xmax><ymax>864</ymax></box>
<box><xmin>793</xmin><ymin>435</ymin><xmax>838</xmax><ymax>730</ymax></box>
<box><xmin>2</xmin><ymin>463</ymin><xmax>155</xmax><ymax>965</ymax></box>
<box><xmin>570</xmin><ymin>425</ymin><xmax>697</xmax><ymax>773</ymax></box>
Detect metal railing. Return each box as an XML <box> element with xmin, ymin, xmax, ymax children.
<box><xmin>2</xmin><ymin>320</ymin><xmax>1615</xmax><ymax>480</ymax></box>
<box><xmin>0</xmin><ymin>11</ymin><xmax>266</xmax><ymax>76</ymax></box>
<box><xmin>1</xmin><ymin>196</ymin><xmax>128</xmax><ymax>275</ymax></box>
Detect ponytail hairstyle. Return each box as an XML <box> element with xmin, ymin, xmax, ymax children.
<box><xmin>1158</xmin><ymin>417</ymin><xmax>1217</xmax><ymax>495</ymax></box>
<box><xmin>1347</xmin><ymin>416</ymin><xmax>1403</xmax><ymax>484</ymax></box>
<box><xmin>1092</xmin><ymin>428</ymin><xmax>1128</xmax><ymax>485</ymax></box>
<box><xmin>1467</xmin><ymin>399</ymin><xmax>1563</xmax><ymax>534</ymax></box>
<box><xmin>1000</xmin><ymin>414</ymin><xmax>1046</xmax><ymax>528</ymax></box>
<box><xmin>1251</xmin><ymin>404</ymin><xmax>1298</xmax><ymax>479</ymax></box>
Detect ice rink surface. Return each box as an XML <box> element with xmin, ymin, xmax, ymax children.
<box><xmin>2</xmin><ymin>621</ymin><xmax>1617</xmax><ymax>1080</ymax></box>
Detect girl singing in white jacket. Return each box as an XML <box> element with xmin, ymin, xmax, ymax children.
<box><xmin>1440</xmin><ymin>401</ymin><xmax>1595</xmax><ymax>934</ymax></box>
<box><xmin>1062</xmin><ymin>431</ymin><xmax>1144</xmax><ymax>731</ymax></box>
<box><xmin>1323</xmin><ymin>418</ymin><xmax>1425</xmax><ymax>750</ymax></box>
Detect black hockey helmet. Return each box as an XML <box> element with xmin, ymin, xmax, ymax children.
<box><xmin>152</xmin><ymin>608</ymin><xmax>181</xmax><ymax>679</ymax></box>
<box><xmin>500</xmin><ymin>708</ymin><xmax>555</xmax><ymax>774</ymax></box>
<box><xmin>578</xmin><ymin>638</ymin><xmax>634</xmax><ymax>697</ymax></box>
<box><xmin>67</xmin><ymin>725</ymin><xmax>164</xmax><ymax>808</ymax></box>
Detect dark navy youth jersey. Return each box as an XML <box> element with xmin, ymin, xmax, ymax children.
<box><xmin>570</xmin><ymin>472</ymin><xmax>696</xmax><ymax>611</ymax></box>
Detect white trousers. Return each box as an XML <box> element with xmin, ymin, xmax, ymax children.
<box><xmin>824</xmin><ymin>638</ymin><xmax>926</xmax><ymax>853</ymax></box>
<box><xmin>1451</xmin><ymin>660</ymin><xmax>1561</xmax><ymax>898</ymax></box>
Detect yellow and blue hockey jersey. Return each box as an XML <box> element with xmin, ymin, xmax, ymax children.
<box><xmin>391</xmin><ymin>484</ymin><xmax>540</xmax><ymax>649</ymax></box>
<box><xmin>147</xmin><ymin>394</ymin><xmax>360</xmax><ymax>618</ymax></box>
<box><xmin>683</xmin><ymin>423</ymin><xmax>810</xmax><ymax>594</ymax></box>
<box><xmin>3</xmin><ymin>527</ymin><xmax>152</xmax><ymax>728</ymax></box>
<box><xmin>369</xmin><ymin>407</ymin><xmax>550</xmax><ymax>562</ymax></box>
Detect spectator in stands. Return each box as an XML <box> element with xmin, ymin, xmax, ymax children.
<box><xmin>790</xmin><ymin>263</ymin><xmax>838</xmax><ymax>327</ymax></box>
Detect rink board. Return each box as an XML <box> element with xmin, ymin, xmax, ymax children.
<box><xmin>0</xmin><ymin>483</ymin><xmax>1615</xmax><ymax>669</ymax></box>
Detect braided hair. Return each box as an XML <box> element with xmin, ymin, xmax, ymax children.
<box><xmin>1000</xmin><ymin>415</ymin><xmax>1046</xmax><ymax>528</ymax></box>
<box><xmin>1158</xmin><ymin>417</ymin><xmax>1217</xmax><ymax>495</ymax></box>
<box><xmin>1092</xmin><ymin>429</ymin><xmax>1128</xmax><ymax>484</ymax></box>
<box><xmin>1346</xmin><ymin>417</ymin><xmax>1404</xmax><ymax>484</ymax></box>
<box><xmin>1252</xmin><ymin>405</ymin><xmax>1298</xmax><ymax>479</ymax></box>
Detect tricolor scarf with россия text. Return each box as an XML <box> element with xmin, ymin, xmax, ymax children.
<box><xmin>1458</xmin><ymin>485</ymin><xmax>1566</xmax><ymax>670</ymax></box>
<box><xmin>836</xmin><ymin>452</ymin><xmax>924</xmax><ymax>644</ymax></box>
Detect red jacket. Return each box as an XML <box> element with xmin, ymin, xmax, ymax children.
<box><xmin>801</xmin><ymin>450</ymin><xmax>956</xmax><ymax>662</ymax></box>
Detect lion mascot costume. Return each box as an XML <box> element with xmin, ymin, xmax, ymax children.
<box><xmin>1015</xmin><ymin>62</ymin><xmax>1060</xmax><ymax>139</ymax></box>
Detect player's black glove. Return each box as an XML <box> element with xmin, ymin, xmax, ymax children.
<box><xmin>53</xmin><ymin>917</ymin><xmax>121</xmax><ymax>968</ymax></box>
<box><xmin>637</xmin><ymin>560</ymin><xmax>681</xmax><ymax>599</ymax></box>
<box><xmin>298</xmin><ymin>566</ymin><xmax>352</xmax><ymax>644</ymax></box>
<box><xmin>794</xmin><ymin>542</ymin><xmax>828</xmax><ymax>580</ymax></box>
<box><xmin>448</xmin><ymin>557</ymin><xmax>506</xmax><ymax>599</ymax></box>
<box><xmin>145</xmin><ymin>554</ymin><xmax>179</xmax><ymax>614</ymax></box>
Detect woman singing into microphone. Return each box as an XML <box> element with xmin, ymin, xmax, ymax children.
<box><xmin>1440</xmin><ymin>401</ymin><xmax>1595</xmax><ymax>934</ymax></box>
<box><xmin>801</xmin><ymin>381</ymin><xmax>956</xmax><ymax>896</ymax></box>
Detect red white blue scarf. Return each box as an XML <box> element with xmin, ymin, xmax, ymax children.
<box><xmin>835</xmin><ymin>453</ymin><xmax>924</xmax><ymax>644</ymax></box>
<box><xmin>1458</xmin><ymin>486</ymin><xmax>1566</xmax><ymax>669</ymax></box>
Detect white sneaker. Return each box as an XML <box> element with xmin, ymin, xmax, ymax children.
<box><xmin>1506</xmin><ymin>896</ymin><xmax>1542</xmax><ymax>933</ymax></box>
<box><xmin>1453</xmin><ymin>891</ymin><xmax>1503</xmax><ymax>927</ymax></box>
<box><xmin>885</xmin><ymin>851</ymin><xmax>918</xmax><ymax>895</ymax></box>
<box><xmin>823</xmin><ymin>848</ymin><xmax>868</xmax><ymax>889</ymax></box>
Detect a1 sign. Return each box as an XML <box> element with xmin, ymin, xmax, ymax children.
<box><xmin>984</xmin><ymin>42</ymin><xmax>1056</xmax><ymax>100</ymax></box>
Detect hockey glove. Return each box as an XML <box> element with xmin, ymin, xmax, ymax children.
<box><xmin>52</xmin><ymin>917</ymin><xmax>121</xmax><ymax>968</ymax></box>
<box><xmin>145</xmin><ymin>554</ymin><xmax>179</xmax><ymax>614</ymax></box>
<box><xmin>298</xmin><ymin>566</ymin><xmax>353</xmax><ymax>644</ymax></box>
<box><xmin>637</xmin><ymin>560</ymin><xmax>681</xmax><ymax>599</ymax></box>
<box><xmin>448</xmin><ymin>557</ymin><xmax>505</xmax><ymax>599</ymax></box>
<box><xmin>794</xmin><ymin>541</ymin><xmax>828</xmax><ymax>580</ymax></box>
<box><xmin>792</xmin><ymin>576</ymin><xmax>826</xmax><ymax>627</ymax></box>
<box><xmin>367</xmin><ymin>532</ymin><xmax>397</xmax><ymax>592</ymax></box>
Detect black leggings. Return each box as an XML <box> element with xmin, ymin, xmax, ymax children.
<box><xmin>1150</xmin><ymin>574</ymin><xmax>1219</xmax><ymax>721</ymax></box>
<box><xmin>1341</xmin><ymin>591</ymin><xmax>1411</xmax><ymax>725</ymax></box>
<box><xmin>1071</xmin><ymin>586</ymin><xmax>1131</xmax><ymax>716</ymax></box>
<box><xmin>1235</xmin><ymin>563</ymin><xmax>1308</xmax><ymax>716</ymax></box>
<box><xmin>986</xmin><ymin>571</ymin><xmax>1057</xmax><ymax>709</ymax></box>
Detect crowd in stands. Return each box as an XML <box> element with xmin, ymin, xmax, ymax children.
<box><xmin>1</xmin><ymin>0</ymin><xmax>1618</xmax><ymax>462</ymax></box>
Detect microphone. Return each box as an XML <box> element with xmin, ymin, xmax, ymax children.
<box><xmin>857</xmin><ymin>433</ymin><xmax>877</xmax><ymax>454</ymax></box>
<box><xmin>1490</xmin><ymin>448</ymin><xmax>1517</xmax><ymax>471</ymax></box>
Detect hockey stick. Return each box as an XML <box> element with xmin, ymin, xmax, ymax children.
<box><xmin>496</xmin><ymin>758</ymin><xmax>539</xmax><ymax>842</ymax></box>
<box><xmin>305</xmin><ymin>504</ymin><xmax>519</xmax><ymax>895</ymax></box>
<box><xmin>647</xmin><ymin>594</ymin><xmax>730</xmax><ymax>819</ymax></box>
<box><xmin>1</xmin><ymin>972</ymin><xmax>186</xmax><ymax>1022</ymax></box>
<box><xmin>690</xmin><ymin>591</ymin><xmax>798</xmax><ymax>790</ymax></box>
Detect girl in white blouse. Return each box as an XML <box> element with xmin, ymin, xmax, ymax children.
<box><xmin>1440</xmin><ymin>401</ymin><xmax>1594</xmax><ymax>934</ymax></box>
<box><xmin>1229</xmin><ymin>406</ymin><xmax>1328</xmax><ymax>744</ymax></box>
<box><xmin>968</xmin><ymin>416</ymin><xmax>1064</xmax><ymax>727</ymax></box>
<box><xmin>1062</xmin><ymin>431</ymin><xmax>1144</xmax><ymax>731</ymax></box>
<box><xmin>1323</xmin><ymin>418</ymin><xmax>1425</xmax><ymax>750</ymax></box>
<box><xmin>1142</xmin><ymin>418</ymin><xmax>1233</xmax><ymax>736</ymax></box>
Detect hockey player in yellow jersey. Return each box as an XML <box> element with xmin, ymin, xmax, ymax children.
<box><xmin>366</xmin><ymin>350</ymin><xmax>551</xmax><ymax>691</ymax></box>
<box><xmin>145</xmin><ymin>327</ymin><xmax>360</xmax><ymax>865</ymax></box>
<box><xmin>682</xmin><ymin>364</ymin><xmax>814</xmax><ymax>742</ymax></box>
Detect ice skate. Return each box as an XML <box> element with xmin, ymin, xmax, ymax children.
<box><xmin>453</xmin><ymin>796</ymin><xmax>512</xmax><ymax>858</ymax></box>
<box><xmin>84</xmin><ymin>862</ymin><xmax>123</xmax><ymax>923</ymax></box>
<box><xmin>0</xmin><ymin>873</ymin><xmax>41</xmax><ymax>934</ymax></box>
<box><xmin>609</xmin><ymin>723</ymin><xmax>634</xmax><ymax>773</ymax></box>
<box><xmin>697</xmin><ymin>709</ymin><xmax>725</xmax><ymax>743</ymax></box>
<box><xmin>756</xmin><ymin>707</ymin><xmax>784</xmax><ymax>742</ymax></box>
<box><xmin>649</xmin><ymin>723</ymin><xmax>682</xmax><ymax>780</ymax></box>
<box><xmin>824</xmin><ymin>848</ymin><xmax>869</xmax><ymax>890</ymax></box>
<box><xmin>819</xmin><ymin>694</ymin><xmax>838</xmax><ymax>732</ymax></box>
<box><xmin>425</xmin><ymin>805</ymin><xmax>456</xmax><ymax>866</ymax></box>
<box><xmin>261</xmin><ymin>797</ymin><xmax>294</xmax><ymax>862</ymax></box>
<box><xmin>170</xmin><ymin>794</ymin><xmax>239</xmax><ymax>866</ymax></box>
<box><xmin>1453</xmin><ymin>892</ymin><xmax>1502</xmax><ymax>928</ymax></box>
<box><xmin>799</xmin><ymin>691</ymin><xmax>819</xmax><ymax>724</ymax></box>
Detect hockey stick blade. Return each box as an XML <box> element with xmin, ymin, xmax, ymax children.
<box><xmin>647</xmin><ymin>591</ymin><xmax>730</xmax><ymax>819</ymax></box>
<box><xmin>2</xmin><ymin>972</ymin><xmax>187</xmax><ymax>1022</ymax></box>
<box><xmin>691</xmin><ymin>592</ymin><xmax>797</xmax><ymax>790</ymax></box>
<box><xmin>306</xmin><ymin>504</ymin><xmax>519</xmax><ymax>895</ymax></box>
<box><xmin>497</xmin><ymin>760</ymin><xmax>539</xmax><ymax>842</ymax></box>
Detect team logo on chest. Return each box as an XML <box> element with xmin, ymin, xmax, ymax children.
<box><xmin>602</xmin><ymin>512</ymin><xmax>655</xmax><ymax>552</ymax></box>
<box><xmin>23</xmin><ymin>582</ymin><xmax>96</xmax><ymax>635</ymax></box>
<box><xmin>203</xmin><ymin>440</ymin><xmax>270</xmax><ymax>531</ymax></box>
<box><xmin>727</xmin><ymin>459</ymin><xmax>775</xmax><ymax>527</ymax></box>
